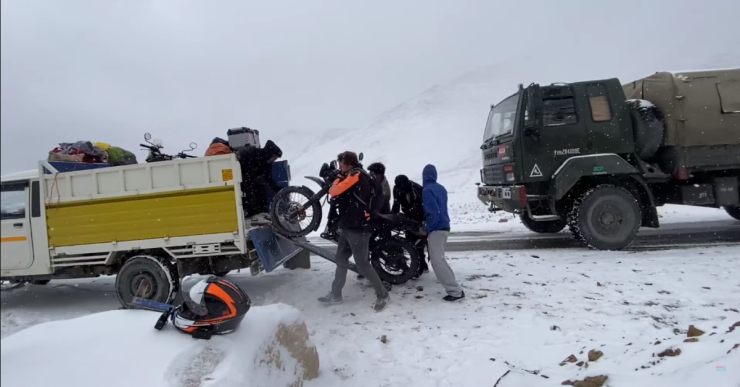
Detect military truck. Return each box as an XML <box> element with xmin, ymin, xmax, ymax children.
<box><xmin>477</xmin><ymin>68</ymin><xmax>740</xmax><ymax>250</ymax></box>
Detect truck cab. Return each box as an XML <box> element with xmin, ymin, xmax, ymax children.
<box><xmin>480</xmin><ymin>79</ymin><xmax>634</xmax><ymax>212</ymax></box>
<box><xmin>1</xmin><ymin>171</ymin><xmax>50</xmax><ymax>279</ymax></box>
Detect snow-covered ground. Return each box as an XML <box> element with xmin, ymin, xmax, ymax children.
<box><xmin>3</xmin><ymin>240</ymin><xmax>739</xmax><ymax>386</ymax></box>
<box><xmin>1</xmin><ymin>304</ymin><xmax>319</xmax><ymax>387</ymax></box>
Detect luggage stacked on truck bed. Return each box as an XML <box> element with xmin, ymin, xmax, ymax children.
<box><xmin>47</xmin><ymin>141</ymin><xmax>137</xmax><ymax>173</ymax></box>
<box><xmin>95</xmin><ymin>142</ymin><xmax>137</xmax><ymax>166</ymax></box>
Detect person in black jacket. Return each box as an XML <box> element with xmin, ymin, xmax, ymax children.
<box><xmin>367</xmin><ymin>162</ymin><xmax>391</xmax><ymax>214</ymax></box>
<box><xmin>237</xmin><ymin>140</ymin><xmax>283</xmax><ymax>217</ymax></box>
<box><xmin>392</xmin><ymin>174</ymin><xmax>428</xmax><ymax>276</ymax></box>
<box><xmin>318</xmin><ymin>151</ymin><xmax>390</xmax><ymax>312</ymax></box>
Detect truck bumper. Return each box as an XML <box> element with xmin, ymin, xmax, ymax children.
<box><xmin>477</xmin><ymin>185</ymin><xmax>526</xmax><ymax>212</ymax></box>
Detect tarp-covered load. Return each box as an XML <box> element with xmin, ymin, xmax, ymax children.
<box><xmin>623</xmin><ymin>68</ymin><xmax>740</xmax><ymax>147</ymax></box>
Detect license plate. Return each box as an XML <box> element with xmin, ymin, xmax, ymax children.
<box><xmin>501</xmin><ymin>188</ymin><xmax>512</xmax><ymax>199</ymax></box>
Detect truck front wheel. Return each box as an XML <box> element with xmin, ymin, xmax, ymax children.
<box><xmin>571</xmin><ymin>185</ymin><xmax>641</xmax><ymax>250</ymax></box>
<box><xmin>116</xmin><ymin>255</ymin><xmax>175</xmax><ymax>308</ymax></box>
<box><xmin>725</xmin><ymin>206</ymin><xmax>740</xmax><ymax>220</ymax></box>
<box><xmin>519</xmin><ymin>213</ymin><xmax>566</xmax><ymax>233</ymax></box>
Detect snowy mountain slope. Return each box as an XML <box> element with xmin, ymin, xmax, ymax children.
<box><xmin>275</xmin><ymin>61</ymin><xmax>569</xmax><ymax>205</ymax></box>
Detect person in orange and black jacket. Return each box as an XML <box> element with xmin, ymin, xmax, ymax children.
<box><xmin>317</xmin><ymin>151</ymin><xmax>390</xmax><ymax>312</ymax></box>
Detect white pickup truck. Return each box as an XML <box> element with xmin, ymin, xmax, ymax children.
<box><xmin>0</xmin><ymin>155</ymin><xmax>302</xmax><ymax>306</ymax></box>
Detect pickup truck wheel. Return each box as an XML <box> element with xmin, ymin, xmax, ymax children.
<box><xmin>574</xmin><ymin>185</ymin><xmax>641</xmax><ymax>250</ymax></box>
<box><xmin>725</xmin><ymin>206</ymin><xmax>740</xmax><ymax>220</ymax></box>
<box><xmin>116</xmin><ymin>256</ymin><xmax>175</xmax><ymax>308</ymax></box>
<box><xmin>519</xmin><ymin>213</ymin><xmax>566</xmax><ymax>233</ymax></box>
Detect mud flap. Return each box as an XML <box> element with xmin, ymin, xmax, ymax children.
<box><xmin>248</xmin><ymin>227</ymin><xmax>304</xmax><ymax>272</ymax></box>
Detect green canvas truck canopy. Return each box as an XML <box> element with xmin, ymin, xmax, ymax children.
<box><xmin>623</xmin><ymin>68</ymin><xmax>740</xmax><ymax>147</ymax></box>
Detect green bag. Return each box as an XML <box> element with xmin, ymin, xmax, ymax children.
<box><xmin>107</xmin><ymin>146</ymin><xmax>137</xmax><ymax>166</ymax></box>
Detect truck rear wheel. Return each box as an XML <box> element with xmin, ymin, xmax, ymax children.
<box><xmin>519</xmin><ymin>213</ymin><xmax>566</xmax><ymax>233</ymax></box>
<box><xmin>572</xmin><ymin>185</ymin><xmax>641</xmax><ymax>250</ymax></box>
<box><xmin>116</xmin><ymin>255</ymin><xmax>175</xmax><ymax>308</ymax></box>
<box><xmin>726</xmin><ymin>206</ymin><xmax>740</xmax><ymax>220</ymax></box>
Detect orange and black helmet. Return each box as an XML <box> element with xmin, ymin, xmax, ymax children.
<box><xmin>172</xmin><ymin>276</ymin><xmax>250</xmax><ymax>338</ymax></box>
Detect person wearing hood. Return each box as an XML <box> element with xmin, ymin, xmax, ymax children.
<box><xmin>422</xmin><ymin>164</ymin><xmax>464</xmax><ymax>301</ymax></box>
<box><xmin>237</xmin><ymin>140</ymin><xmax>283</xmax><ymax>216</ymax></box>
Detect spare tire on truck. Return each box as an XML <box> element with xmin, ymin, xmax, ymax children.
<box><xmin>626</xmin><ymin>99</ymin><xmax>665</xmax><ymax>160</ymax></box>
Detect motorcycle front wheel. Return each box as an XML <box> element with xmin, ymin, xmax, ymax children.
<box><xmin>370</xmin><ymin>238</ymin><xmax>421</xmax><ymax>285</ymax></box>
<box><xmin>270</xmin><ymin>186</ymin><xmax>322</xmax><ymax>237</ymax></box>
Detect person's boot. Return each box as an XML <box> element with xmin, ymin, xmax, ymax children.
<box><xmin>317</xmin><ymin>292</ymin><xmax>343</xmax><ymax>304</ymax></box>
<box><xmin>443</xmin><ymin>291</ymin><xmax>465</xmax><ymax>302</ymax></box>
<box><xmin>320</xmin><ymin>230</ymin><xmax>337</xmax><ymax>241</ymax></box>
<box><xmin>374</xmin><ymin>295</ymin><xmax>390</xmax><ymax>312</ymax></box>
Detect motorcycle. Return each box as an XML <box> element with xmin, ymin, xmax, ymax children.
<box><xmin>270</xmin><ymin>159</ymin><xmax>421</xmax><ymax>284</ymax></box>
<box><xmin>140</xmin><ymin>133</ymin><xmax>198</xmax><ymax>162</ymax></box>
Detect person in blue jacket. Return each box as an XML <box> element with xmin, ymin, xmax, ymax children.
<box><xmin>422</xmin><ymin>164</ymin><xmax>465</xmax><ymax>301</ymax></box>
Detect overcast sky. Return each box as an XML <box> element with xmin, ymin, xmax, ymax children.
<box><xmin>2</xmin><ymin>0</ymin><xmax>739</xmax><ymax>174</ymax></box>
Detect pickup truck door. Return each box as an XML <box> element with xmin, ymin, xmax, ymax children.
<box><xmin>1</xmin><ymin>182</ymin><xmax>34</xmax><ymax>271</ymax></box>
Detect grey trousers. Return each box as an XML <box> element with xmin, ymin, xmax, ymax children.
<box><xmin>331</xmin><ymin>229</ymin><xmax>389</xmax><ymax>299</ymax></box>
<box><xmin>427</xmin><ymin>230</ymin><xmax>463</xmax><ymax>296</ymax></box>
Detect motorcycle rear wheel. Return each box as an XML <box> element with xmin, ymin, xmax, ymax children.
<box><xmin>370</xmin><ymin>238</ymin><xmax>421</xmax><ymax>285</ymax></box>
<box><xmin>270</xmin><ymin>186</ymin><xmax>322</xmax><ymax>237</ymax></box>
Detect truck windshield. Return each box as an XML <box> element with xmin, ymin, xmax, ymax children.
<box><xmin>483</xmin><ymin>93</ymin><xmax>519</xmax><ymax>141</ymax></box>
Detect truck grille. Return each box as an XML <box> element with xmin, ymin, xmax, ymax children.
<box><xmin>482</xmin><ymin>166</ymin><xmax>506</xmax><ymax>185</ymax></box>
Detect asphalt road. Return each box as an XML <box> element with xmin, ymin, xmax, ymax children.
<box><xmin>445</xmin><ymin>219</ymin><xmax>740</xmax><ymax>252</ymax></box>
<box><xmin>309</xmin><ymin>219</ymin><xmax>740</xmax><ymax>252</ymax></box>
